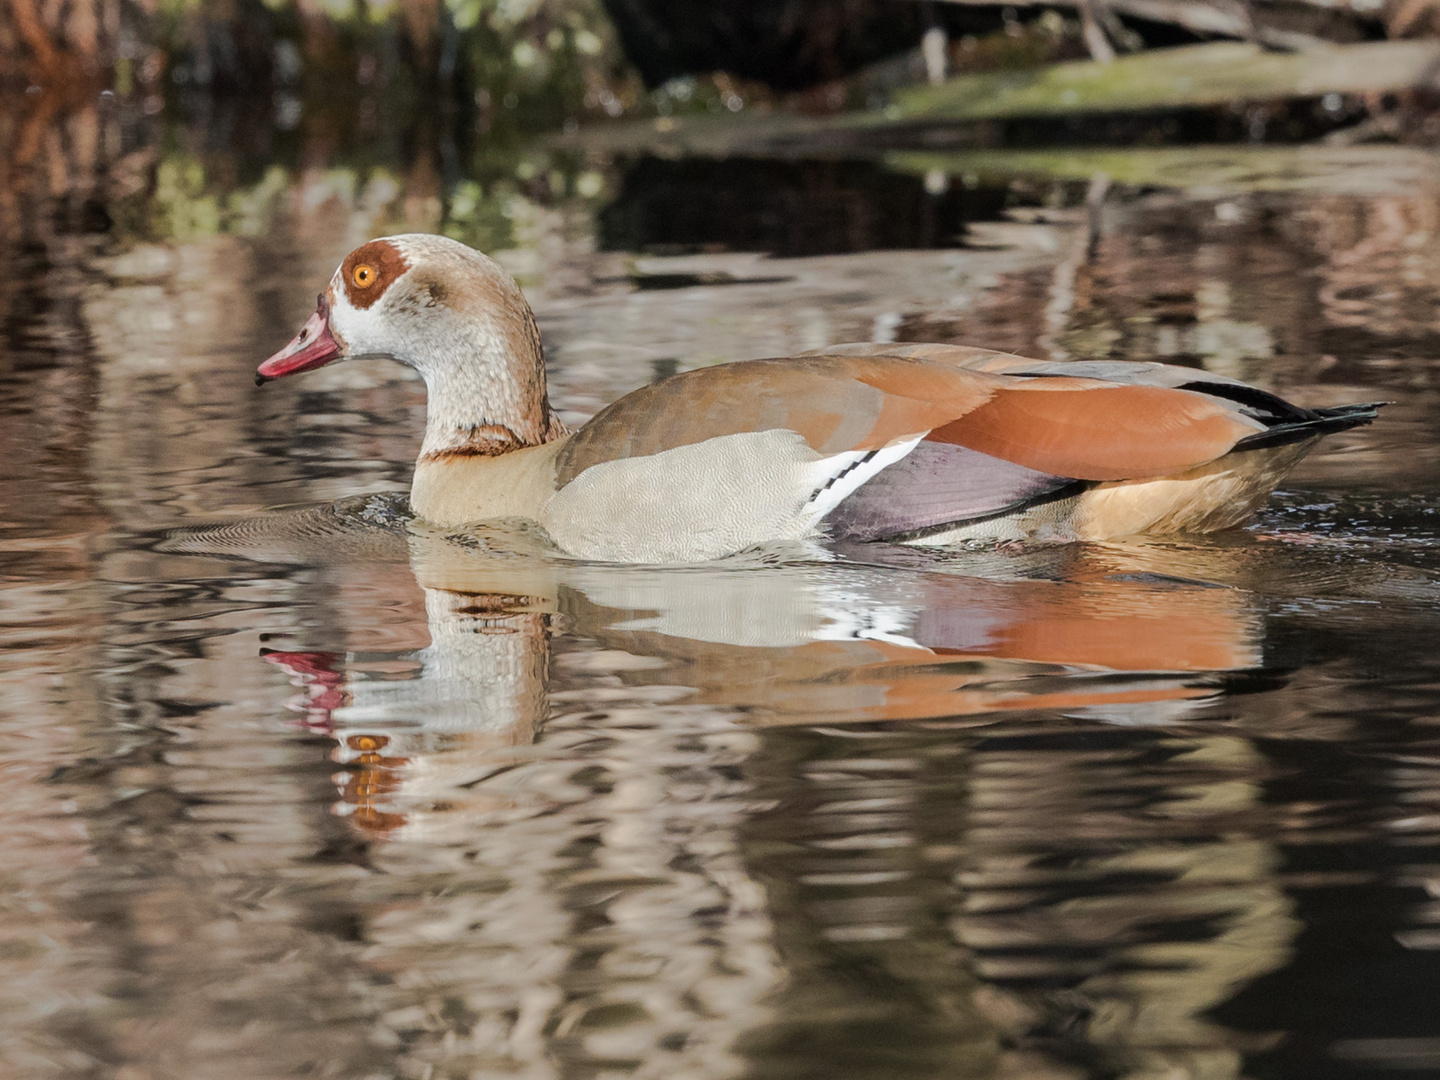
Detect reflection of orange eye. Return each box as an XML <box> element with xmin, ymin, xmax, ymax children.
<box><xmin>352</xmin><ymin>264</ymin><xmax>377</xmax><ymax>288</ymax></box>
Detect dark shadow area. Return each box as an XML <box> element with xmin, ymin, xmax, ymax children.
<box><xmin>598</xmin><ymin>155</ymin><xmax>1007</xmax><ymax>255</ymax></box>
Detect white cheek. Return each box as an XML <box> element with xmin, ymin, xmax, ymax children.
<box><xmin>331</xmin><ymin>292</ymin><xmax>400</xmax><ymax>359</ymax></box>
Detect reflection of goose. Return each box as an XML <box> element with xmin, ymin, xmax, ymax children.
<box><xmin>177</xmin><ymin>509</ymin><xmax>1279</xmax><ymax>843</ymax></box>
<box><xmin>254</xmin><ymin>234</ymin><xmax>1381</xmax><ymax>562</ymax></box>
<box><xmin>560</xmin><ymin>558</ymin><xmax>1263</xmax><ymax>725</ymax></box>
<box><xmin>266</xmin><ymin>587</ymin><xmax>551</xmax><ymax>842</ymax></box>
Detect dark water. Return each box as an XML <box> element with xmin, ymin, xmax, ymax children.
<box><xmin>4</xmin><ymin>120</ymin><xmax>1440</xmax><ymax>1080</ymax></box>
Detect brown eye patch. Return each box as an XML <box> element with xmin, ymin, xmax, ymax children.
<box><xmin>340</xmin><ymin>240</ymin><xmax>410</xmax><ymax>309</ymax></box>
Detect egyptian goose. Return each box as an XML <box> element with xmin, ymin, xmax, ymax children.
<box><xmin>256</xmin><ymin>234</ymin><xmax>1381</xmax><ymax>563</ymax></box>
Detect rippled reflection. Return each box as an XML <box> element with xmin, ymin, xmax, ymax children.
<box><xmin>8</xmin><ymin>114</ymin><xmax>1440</xmax><ymax>1078</ymax></box>
<box><xmin>124</xmin><ymin>493</ymin><xmax>1425</xmax><ymax>1079</ymax></box>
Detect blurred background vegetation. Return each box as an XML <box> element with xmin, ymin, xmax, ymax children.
<box><xmin>9</xmin><ymin>0</ymin><xmax>1433</xmax><ymax>133</ymax></box>
<box><xmin>5</xmin><ymin>0</ymin><xmax>1440</xmax><ymax>262</ymax></box>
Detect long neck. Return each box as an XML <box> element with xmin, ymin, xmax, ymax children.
<box><xmin>414</xmin><ymin>304</ymin><xmax>566</xmax><ymax>461</ymax></box>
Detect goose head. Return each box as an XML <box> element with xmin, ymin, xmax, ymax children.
<box><xmin>258</xmin><ymin>234</ymin><xmax>564</xmax><ymax>457</ymax></box>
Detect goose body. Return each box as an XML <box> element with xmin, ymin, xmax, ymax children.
<box><xmin>257</xmin><ymin>234</ymin><xmax>1381</xmax><ymax>563</ymax></box>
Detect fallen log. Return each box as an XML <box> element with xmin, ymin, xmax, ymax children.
<box><xmin>562</xmin><ymin>39</ymin><xmax>1440</xmax><ymax>156</ymax></box>
<box><xmin>893</xmin><ymin>39</ymin><xmax>1440</xmax><ymax>121</ymax></box>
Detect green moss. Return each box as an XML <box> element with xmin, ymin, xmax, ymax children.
<box><xmin>892</xmin><ymin>40</ymin><xmax>1440</xmax><ymax>121</ymax></box>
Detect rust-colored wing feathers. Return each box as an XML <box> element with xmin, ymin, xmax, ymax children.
<box><xmin>929</xmin><ymin>381</ymin><xmax>1265</xmax><ymax>482</ymax></box>
<box><xmin>556</xmin><ymin>352</ymin><xmax>1266</xmax><ymax>488</ymax></box>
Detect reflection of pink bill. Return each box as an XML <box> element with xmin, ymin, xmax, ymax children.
<box><xmin>262</xmin><ymin>649</ymin><xmax>345</xmax><ymax>732</ymax></box>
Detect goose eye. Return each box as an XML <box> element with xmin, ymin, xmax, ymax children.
<box><xmin>352</xmin><ymin>264</ymin><xmax>377</xmax><ymax>288</ymax></box>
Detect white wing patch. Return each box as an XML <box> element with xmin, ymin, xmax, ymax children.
<box><xmin>802</xmin><ymin>436</ymin><xmax>923</xmax><ymax>525</ymax></box>
<box><xmin>813</xmin><ymin>594</ymin><xmax>923</xmax><ymax>649</ymax></box>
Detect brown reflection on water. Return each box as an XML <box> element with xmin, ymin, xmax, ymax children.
<box><xmin>569</xmin><ymin>561</ymin><xmax>1259</xmax><ymax>724</ymax></box>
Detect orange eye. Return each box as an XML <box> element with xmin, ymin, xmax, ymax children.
<box><xmin>352</xmin><ymin>264</ymin><xmax>377</xmax><ymax>288</ymax></box>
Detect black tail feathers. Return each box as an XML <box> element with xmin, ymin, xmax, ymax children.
<box><xmin>1233</xmin><ymin>401</ymin><xmax>1388</xmax><ymax>452</ymax></box>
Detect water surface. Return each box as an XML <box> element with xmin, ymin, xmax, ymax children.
<box><xmin>4</xmin><ymin>124</ymin><xmax>1440</xmax><ymax>1080</ymax></box>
